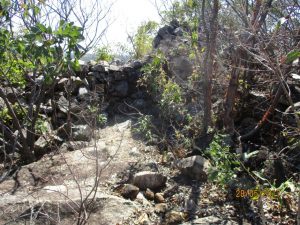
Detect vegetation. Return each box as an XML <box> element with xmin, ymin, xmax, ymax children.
<box><xmin>0</xmin><ymin>0</ymin><xmax>300</xmax><ymax>224</ymax></box>
<box><xmin>95</xmin><ymin>45</ymin><xmax>114</xmax><ymax>62</ymax></box>
<box><xmin>128</xmin><ymin>21</ymin><xmax>159</xmax><ymax>59</ymax></box>
<box><xmin>0</xmin><ymin>0</ymin><xmax>108</xmax><ymax>163</ymax></box>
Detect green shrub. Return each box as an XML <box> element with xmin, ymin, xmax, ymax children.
<box><xmin>97</xmin><ymin>113</ymin><xmax>107</xmax><ymax>126</ymax></box>
<box><xmin>205</xmin><ymin>134</ymin><xmax>241</xmax><ymax>187</ymax></box>
<box><xmin>130</xmin><ymin>21</ymin><xmax>158</xmax><ymax>59</ymax></box>
<box><xmin>35</xmin><ymin>117</ymin><xmax>49</xmax><ymax>135</ymax></box>
<box><xmin>95</xmin><ymin>46</ymin><xmax>114</xmax><ymax>62</ymax></box>
<box><xmin>133</xmin><ymin>115</ymin><xmax>154</xmax><ymax>142</ymax></box>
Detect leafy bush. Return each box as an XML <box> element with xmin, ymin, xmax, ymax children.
<box><xmin>133</xmin><ymin>115</ymin><xmax>154</xmax><ymax>142</ymax></box>
<box><xmin>205</xmin><ymin>134</ymin><xmax>241</xmax><ymax>187</ymax></box>
<box><xmin>35</xmin><ymin>117</ymin><xmax>49</xmax><ymax>135</ymax></box>
<box><xmin>97</xmin><ymin>113</ymin><xmax>108</xmax><ymax>127</ymax></box>
<box><xmin>95</xmin><ymin>46</ymin><xmax>114</xmax><ymax>62</ymax></box>
<box><xmin>0</xmin><ymin>2</ymin><xmax>85</xmax><ymax>163</ymax></box>
<box><xmin>129</xmin><ymin>21</ymin><xmax>158</xmax><ymax>59</ymax></box>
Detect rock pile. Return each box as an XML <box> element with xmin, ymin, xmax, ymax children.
<box><xmin>29</xmin><ymin>59</ymin><xmax>149</xmax><ymax>157</ymax></box>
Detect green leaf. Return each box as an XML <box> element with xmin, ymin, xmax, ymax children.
<box><xmin>286</xmin><ymin>50</ymin><xmax>300</xmax><ymax>64</ymax></box>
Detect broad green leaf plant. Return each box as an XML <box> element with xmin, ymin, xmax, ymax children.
<box><xmin>0</xmin><ymin>1</ymin><xmax>84</xmax><ymax>163</ymax></box>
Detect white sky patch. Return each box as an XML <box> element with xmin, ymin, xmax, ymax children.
<box><xmin>102</xmin><ymin>0</ymin><xmax>161</xmax><ymax>47</ymax></box>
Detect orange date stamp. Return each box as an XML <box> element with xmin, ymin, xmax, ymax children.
<box><xmin>235</xmin><ymin>188</ymin><xmax>279</xmax><ymax>200</ymax></box>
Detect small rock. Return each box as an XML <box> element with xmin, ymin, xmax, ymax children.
<box><xmin>144</xmin><ymin>188</ymin><xmax>154</xmax><ymax>200</ymax></box>
<box><xmin>135</xmin><ymin>192</ymin><xmax>151</xmax><ymax>206</ymax></box>
<box><xmin>129</xmin><ymin>147</ymin><xmax>141</xmax><ymax>157</ymax></box>
<box><xmin>119</xmin><ymin>184</ymin><xmax>139</xmax><ymax>200</ymax></box>
<box><xmin>174</xmin><ymin>27</ymin><xmax>184</xmax><ymax>36</ymax></box>
<box><xmin>137</xmin><ymin>212</ymin><xmax>150</xmax><ymax>225</ymax></box>
<box><xmin>165</xmin><ymin>211</ymin><xmax>185</xmax><ymax>225</ymax></box>
<box><xmin>163</xmin><ymin>185</ymin><xmax>179</xmax><ymax>198</ymax></box>
<box><xmin>78</xmin><ymin>87</ymin><xmax>88</xmax><ymax>95</ymax></box>
<box><xmin>131</xmin><ymin>60</ymin><xmax>143</xmax><ymax>69</ymax></box>
<box><xmin>154</xmin><ymin>203</ymin><xmax>168</xmax><ymax>214</ymax></box>
<box><xmin>72</xmin><ymin>125</ymin><xmax>92</xmax><ymax>142</ymax></box>
<box><xmin>177</xmin><ymin>156</ymin><xmax>211</xmax><ymax>181</ymax></box>
<box><xmin>109</xmin><ymin>64</ymin><xmax>121</xmax><ymax>72</ymax></box>
<box><xmin>154</xmin><ymin>193</ymin><xmax>165</xmax><ymax>203</ymax></box>
<box><xmin>91</xmin><ymin>61</ymin><xmax>109</xmax><ymax>72</ymax></box>
<box><xmin>133</xmin><ymin>171</ymin><xmax>167</xmax><ymax>190</ymax></box>
<box><xmin>57</xmin><ymin>95</ymin><xmax>81</xmax><ymax>114</ymax></box>
<box><xmin>69</xmin><ymin>141</ymin><xmax>88</xmax><ymax>151</ymax></box>
<box><xmin>181</xmin><ymin>216</ymin><xmax>223</xmax><ymax>225</ymax></box>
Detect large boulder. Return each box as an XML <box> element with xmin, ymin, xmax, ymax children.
<box><xmin>112</xmin><ymin>81</ymin><xmax>129</xmax><ymax>97</ymax></box>
<box><xmin>133</xmin><ymin>171</ymin><xmax>167</xmax><ymax>190</ymax></box>
<box><xmin>0</xmin><ymin>193</ymin><xmax>138</xmax><ymax>225</ymax></box>
<box><xmin>169</xmin><ymin>55</ymin><xmax>194</xmax><ymax>82</ymax></box>
<box><xmin>177</xmin><ymin>155</ymin><xmax>211</xmax><ymax>181</ymax></box>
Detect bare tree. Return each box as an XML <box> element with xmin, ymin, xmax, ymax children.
<box><xmin>199</xmin><ymin>0</ymin><xmax>219</xmax><ymax>134</ymax></box>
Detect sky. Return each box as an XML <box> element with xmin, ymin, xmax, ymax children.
<box><xmin>101</xmin><ymin>0</ymin><xmax>162</xmax><ymax>47</ymax></box>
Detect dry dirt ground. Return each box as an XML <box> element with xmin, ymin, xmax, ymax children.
<box><xmin>0</xmin><ymin>118</ymin><xmax>298</xmax><ymax>224</ymax></box>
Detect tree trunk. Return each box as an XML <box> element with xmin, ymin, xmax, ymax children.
<box><xmin>200</xmin><ymin>0</ymin><xmax>219</xmax><ymax>134</ymax></box>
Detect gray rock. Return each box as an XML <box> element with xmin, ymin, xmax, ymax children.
<box><xmin>163</xmin><ymin>185</ymin><xmax>179</xmax><ymax>198</ymax></box>
<box><xmin>34</xmin><ymin>135</ymin><xmax>49</xmax><ymax>150</ymax></box>
<box><xmin>131</xmin><ymin>60</ymin><xmax>143</xmax><ymax>69</ymax></box>
<box><xmin>60</xmin><ymin>141</ymin><xmax>88</xmax><ymax>152</ymax></box>
<box><xmin>169</xmin><ymin>56</ymin><xmax>193</xmax><ymax>81</ymax></box>
<box><xmin>72</xmin><ymin>125</ymin><xmax>92</xmax><ymax>141</ymax></box>
<box><xmin>136</xmin><ymin>192</ymin><xmax>152</xmax><ymax>206</ymax></box>
<box><xmin>109</xmin><ymin>64</ymin><xmax>121</xmax><ymax>72</ymax></box>
<box><xmin>170</xmin><ymin>19</ymin><xmax>180</xmax><ymax>29</ymax></box>
<box><xmin>78</xmin><ymin>87</ymin><xmax>89</xmax><ymax>98</ymax></box>
<box><xmin>177</xmin><ymin>155</ymin><xmax>211</xmax><ymax>181</ymax></box>
<box><xmin>0</xmin><ymin>194</ymin><xmax>138</xmax><ymax>225</ymax></box>
<box><xmin>158</xmin><ymin>25</ymin><xmax>174</xmax><ymax>39</ymax></box>
<box><xmin>88</xmin><ymin>71</ymin><xmax>100</xmax><ymax>78</ymax></box>
<box><xmin>123</xmin><ymin>65</ymin><xmax>134</xmax><ymax>74</ymax></box>
<box><xmin>182</xmin><ymin>216</ymin><xmax>222</xmax><ymax>224</ymax></box>
<box><xmin>133</xmin><ymin>171</ymin><xmax>167</xmax><ymax>190</ymax></box>
<box><xmin>174</xmin><ymin>27</ymin><xmax>184</xmax><ymax>36</ymax></box>
<box><xmin>56</xmin><ymin>123</ymin><xmax>71</xmax><ymax>139</ymax></box>
<box><xmin>112</xmin><ymin>71</ymin><xmax>126</xmax><ymax>81</ymax></box>
<box><xmin>113</xmin><ymin>81</ymin><xmax>128</xmax><ymax>97</ymax></box>
<box><xmin>56</xmin><ymin>76</ymin><xmax>84</xmax><ymax>93</ymax></box>
<box><xmin>91</xmin><ymin>61</ymin><xmax>109</xmax><ymax>72</ymax></box>
<box><xmin>34</xmin><ymin>134</ymin><xmax>62</xmax><ymax>156</ymax></box>
<box><xmin>57</xmin><ymin>96</ymin><xmax>81</xmax><ymax>114</ymax></box>
<box><xmin>2</xmin><ymin>87</ymin><xmax>20</xmax><ymax>103</ymax></box>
